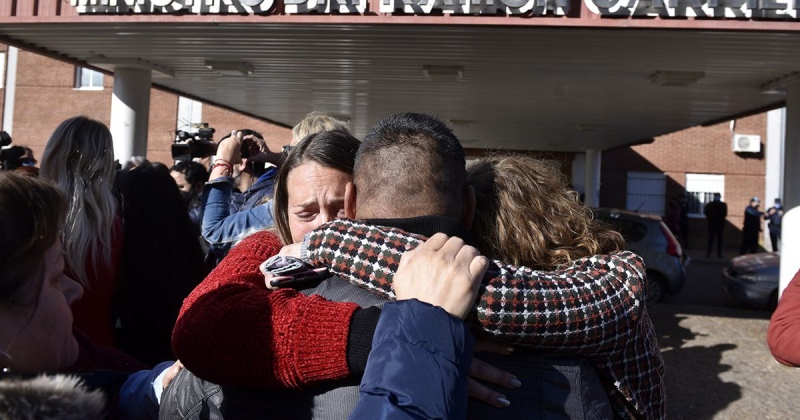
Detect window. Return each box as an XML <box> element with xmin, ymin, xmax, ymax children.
<box><xmin>685</xmin><ymin>173</ymin><xmax>724</xmax><ymax>216</ymax></box>
<box><xmin>626</xmin><ymin>171</ymin><xmax>666</xmax><ymax>215</ymax></box>
<box><xmin>74</xmin><ymin>66</ymin><xmax>104</xmax><ymax>90</ymax></box>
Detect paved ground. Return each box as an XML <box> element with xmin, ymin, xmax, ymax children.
<box><xmin>651</xmin><ymin>247</ymin><xmax>800</xmax><ymax>419</ymax></box>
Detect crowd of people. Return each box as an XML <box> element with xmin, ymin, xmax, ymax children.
<box><xmin>8</xmin><ymin>109</ymin><xmax>796</xmax><ymax>419</ymax></box>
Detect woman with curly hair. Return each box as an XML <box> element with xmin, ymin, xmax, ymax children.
<box><xmin>40</xmin><ymin>116</ymin><xmax>121</xmax><ymax>347</ymax></box>
<box><xmin>294</xmin><ymin>154</ymin><xmax>663</xmax><ymax>418</ymax></box>
<box><xmin>467</xmin><ymin>155</ymin><xmax>624</xmax><ymax>270</ymax></box>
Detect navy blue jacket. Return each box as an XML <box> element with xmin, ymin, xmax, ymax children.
<box><xmin>350</xmin><ymin>299</ymin><xmax>475</xmax><ymax>420</ymax></box>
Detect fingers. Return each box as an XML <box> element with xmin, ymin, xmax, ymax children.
<box><xmin>162</xmin><ymin>360</ymin><xmax>185</xmax><ymax>390</ymax></box>
<box><xmin>419</xmin><ymin>232</ymin><xmax>450</xmax><ymax>252</ymax></box>
<box><xmin>394</xmin><ymin>233</ymin><xmax>485</xmax><ymax>319</ymax></box>
<box><xmin>469</xmin><ymin>357</ymin><xmax>522</xmax><ymax>390</ymax></box>
<box><xmin>467</xmin><ymin>378</ymin><xmax>511</xmax><ymax>408</ymax></box>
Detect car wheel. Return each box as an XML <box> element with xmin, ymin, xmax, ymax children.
<box><xmin>646</xmin><ymin>271</ymin><xmax>667</xmax><ymax>303</ymax></box>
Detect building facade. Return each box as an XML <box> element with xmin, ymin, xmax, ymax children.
<box><xmin>2</xmin><ymin>42</ymin><xmax>773</xmax><ymax>252</ymax></box>
<box><xmin>1</xmin><ymin>43</ymin><xmax>292</xmax><ymax>166</ymax></box>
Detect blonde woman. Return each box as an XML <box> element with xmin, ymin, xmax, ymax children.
<box><xmin>40</xmin><ymin>116</ymin><xmax>121</xmax><ymax>347</ymax></box>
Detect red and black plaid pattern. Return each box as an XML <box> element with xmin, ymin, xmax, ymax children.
<box><xmin>303</xmin><ymin>219</ymin><xmax>666</xmax><ymax>419</ymax></box>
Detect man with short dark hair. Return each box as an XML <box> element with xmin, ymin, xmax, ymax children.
<box><xmin>293</xmin><ymin>113</ymin><xmax>660</xmax><ymax>419</ymax></box>
<box><xmin>704</xmin><ymin>192</ymin><xmax>727</xmax><ymax>258</ymax></box>
<box><xmin>166</xmin><ymin>113</ymin><xmax>664</xmax><ymax>420</ymax></box>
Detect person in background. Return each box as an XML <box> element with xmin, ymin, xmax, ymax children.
<box><xmin>0</xmin><ymin>171</ymin><xmax>164</xmax><ymax>418</ymax></box>
<box><xmin>40</xmin><ymin>116</ymin><xmax>122</xmax><ymax>348</ymax></box>
<box><xmin>739</xmin><ymin>196</ymin><xmax>763</xmax><ymax>255</ymax></box>
<box><xmin>678</xmin><ymin>193</ymin><xmax>691</xmax><ymax>249</ymax></box>
<box><xmin>201</xmin><ymin>112</ymin><xmax>349</xmax><ymax>262</ymax></box>
<box><xmin>664</xmin><ymin>197</ymin><xmax>681</xmax><ymax>237</ymax></box>
<box><xmin>170</xmin><ymin>160</ymin><xmax>210</xmax><ymax>231</ymax></box>
<box><xmin>704</xmin><ymin>193</ymin><xmax>727</xmax><ymax>258</ymax></box>
<box><xmin>164</xmin><ymin>129</ymin><xmax>516</xmax><ymax>418</ymax></box>
<box><xmin>765</xmin><ymin>198</ymin><xmax>783</xmax><ymax>253</ymax></box>
<box><xmin>122</xmin><ymin>156</ymin><xmax>148</xmax><ymax>171</ymax></box>
<box><xmin>767</xmin><ymin>269</ymin><xmax>800</xmax><ymax>366</ymax></box>
<box><xmin>115</xmin><ymin>163</ymin><xmax>208</xmax><ymax>366</ymax></box>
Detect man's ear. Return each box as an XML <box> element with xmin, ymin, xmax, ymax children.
<box><xmin>345</xmin><ymin>181</ymin><xmax>358</xmax><ymax>219</ymax></box>
<box><xmin>460</xmin><ymin>184</ymin><xmax>476</xmax><ymax>229</ymax></box>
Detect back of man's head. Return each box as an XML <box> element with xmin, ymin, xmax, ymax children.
<box><xmin>354</xmin><ymin>113</ymin><xmax>466</xmax><ymax>219</ymax></box>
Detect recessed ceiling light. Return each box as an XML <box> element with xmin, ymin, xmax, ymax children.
<box><xmin>760</xmin><ymin>71</ymin><xmax>800</xmax><ymax>95</ymax></box>
<box><xmin>649</xmin><ymin>70</ymin><xmax>704</xmax><ymax>87</ymax></box>
<box><xmin>205</xmin><ymin>60</ymin><xmax>254</xmax><ymax>76</ymax></box>
<box><xmin>422</xmin><ymin>65</ymin><xmax>464</xmax><ymax>82</ymax></box>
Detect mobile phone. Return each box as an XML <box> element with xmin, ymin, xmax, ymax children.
<box><xmin>268</xmin><ymin>267</ymin><xmax>330</xmax><ymax>288</ymax></box>
<box><xmin>261</xmin><ymin>255</ymin><xmax>329</xmax><ymax>288</ymax></box>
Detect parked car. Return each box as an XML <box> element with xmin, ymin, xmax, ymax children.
<box><xmin>593</xmin><ymin>208</ymin><xmax>687</xmax><ymax>302</ymax></box>
<box><xmin>722</xmin><ymin>252</ymin><xmax>780</xmax><ymax>310</ymax></box>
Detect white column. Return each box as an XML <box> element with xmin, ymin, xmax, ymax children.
<box><xmin>784</xmin><ymin>82</ymin><xmax>800</xmax><ymax>210</ymax></box>
<box><xmin>584</xmin><ymin>149</ymin><xmax>602</xmax><ymax>208</ymax></box>
<box><xmin>779</xmin><ymin>82</ymin><xmax>800</xmax><ymax>295</ymax></box>
<box><xmin>780</xmin><ymin>207</ymin><xmax>800</xmax><ymax>297</ymax></box>
<box><xmin>110</xmin><ymin>67</ymin><xmax>151</xmax><ymax>164</ymax></box>
<box><xmin>2</xmin><ymin>46</ymin><xmax>18</xmax><ymax>135</ymax></box>
<box><xmin>765</xmin><ymin>108</ymin><xmax>785</xmax><ymax>251</ymax></box>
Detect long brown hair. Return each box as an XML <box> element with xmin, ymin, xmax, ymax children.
<box><xmin>468</xmin><ymin>155</ymin><xmax>624</xmax><ymax>270</ymax></box>
<box><xmin>0</xmin><ymin>172</ymin><xmax>66</xmax><ymax>304</ymax></box>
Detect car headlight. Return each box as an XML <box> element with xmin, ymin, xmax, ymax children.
<box><xmin>740</xmin><ymin>272</ymin><xmax>759</xmax><ymax>284</ymax></box>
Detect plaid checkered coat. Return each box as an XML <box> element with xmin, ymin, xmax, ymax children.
<box><xmin>300</xmin><ymin>219</ymin><xmax>666</xmax><ymax>419</ymax></box>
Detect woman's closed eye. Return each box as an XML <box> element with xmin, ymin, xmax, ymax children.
<box><xmin>295</xmin><ymin>212</ymin><xmax>317</xmax><ymax>222</ymax></box>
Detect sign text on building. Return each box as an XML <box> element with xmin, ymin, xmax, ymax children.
<box><xmin>70</xmin><ymin>0</ymin><xmax>569</xmax><ymax>15</ymax></box>
<box><xmin>584</xmin><ymin>0</ymin><xmax>799</xmax><ymax>18</ymax></box>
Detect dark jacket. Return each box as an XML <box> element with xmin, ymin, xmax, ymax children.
<box><xmin>350</xmin><ymin>300</ymin><xmax>474</xmax><ymax>419</ymax></box>
<box><xmin>704</xmin><ymin>200</ymin><xmax>727</xmax><ymax>230</ymax></box>
<box><xmin>160</xmin><ymin>216</ymin><xmax>613</xmax><ymax>419</ymax></box>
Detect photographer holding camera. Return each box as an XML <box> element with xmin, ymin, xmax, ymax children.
<box><xmin>201</xmin><ymin>112</ymin><xmax>349</xmax><ymax>264</ymax></box>
<box><xmin>0</xmin><ymin>131</ymin><xmax>38</xmax><ymax>175</ymax></box>
<box><xmin>201</xmin><ymin>129</ymin><xmax>284</xmax><ymax>263</ymax></box>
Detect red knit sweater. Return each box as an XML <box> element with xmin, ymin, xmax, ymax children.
<box><xmin>768</xmin><ymin>269</ymin><xmax>800</xmax><ymax>366</ymax></box>
<box><xmin>71</xmin><ymin>216</ymin><xmax>124</xmax><ymax>348</ymax></box>
<box><xmin>172</xmin><ymin>230</ymin><xmax>361</xmax><ymax>388</ymax></box>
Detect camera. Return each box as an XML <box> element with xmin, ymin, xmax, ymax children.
<box><xmin>0</xmin><ymin>131</ymin><xmax>32</xmax><ymax>170</ymax></box>
<box><xmin>171</xmin><ymin>123</ymin><xmax>218</xmax><ymax>161</ymax></box>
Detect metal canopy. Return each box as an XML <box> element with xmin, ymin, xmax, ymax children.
<box><xmin>1</xmin><ymin>21</ymin><xmax>797</xmax><ymax>151</ymax></box>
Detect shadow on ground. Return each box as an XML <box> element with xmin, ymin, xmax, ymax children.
<box><xmin>648</xmin><ymin>304</ymin><xmax>743</xmax><ymax>419</ymax></box>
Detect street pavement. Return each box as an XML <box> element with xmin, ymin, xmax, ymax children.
<box><xmin>651</xmin><ymin>246</ymin><xmax>800</xmax><ymax>419</ymax></box>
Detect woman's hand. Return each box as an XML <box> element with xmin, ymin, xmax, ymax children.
<box><xmin>216</xmin><ymin>131</ymin><xmax>244</xmax><ymax>165</ymax></box>
<box><xmin>162</xmin><ymin>360</ymin><xmax>184</xmax><ymax>390</ymax></box>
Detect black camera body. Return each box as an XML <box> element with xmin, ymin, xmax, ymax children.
<box><xmin>171</xmin><ymin>124</ymin><xmax>218</xmax><ymax>161</ymax></box>
<box><xmin>0</xmin><ymin>131</ymin><xmax>29</xmax><ymax>170</ymax></box>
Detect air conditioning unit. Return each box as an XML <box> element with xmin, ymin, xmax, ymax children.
<box><xmin>732</xmin><ymin>134</ymin><xmax>761</xmax><ymax>153</ymax></box>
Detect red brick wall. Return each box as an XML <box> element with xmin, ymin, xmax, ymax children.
<box><xmin>601</xmin><ymin>114</ymin><xmax>768</xmax><ymax>251</ymax></box>
<box><xmin>2</xmin><ymin>45</ymin><xmax>289</xmax><ymax>167</ymax></box>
